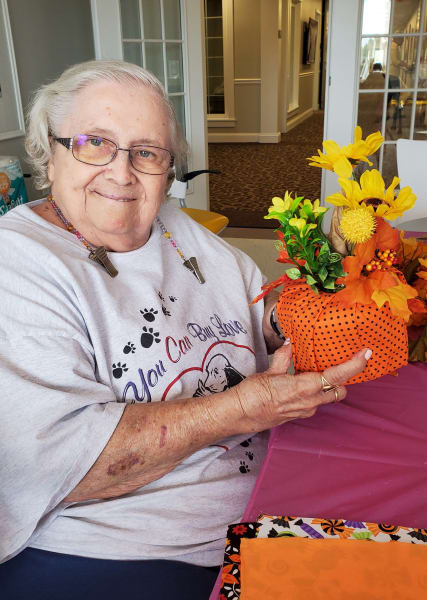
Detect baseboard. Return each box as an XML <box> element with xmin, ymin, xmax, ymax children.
<box><xmin>258</xmin><ymin>132</ymin><xmax>281</xmax><ymax>143</ymax></box>
<box><xmin>286</xmin><ymin>108</ymin><xmax>314</xmax><ymax>132</ymax></box>
<box><xmin>208</xmin><ymin>132</ymin><xmax>281</xmax><ymax>143</ymax></box>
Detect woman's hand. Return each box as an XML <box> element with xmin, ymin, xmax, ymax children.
<box><xmin>232</xmin><ymin>344</ymin><xmax>371</xmax><ymax>433</ymax></box>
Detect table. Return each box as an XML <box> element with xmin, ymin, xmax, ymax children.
<box><xmin>210</xmin><ymin>361</ymin><xmax>427</xmax><ymax>599</ymax></box>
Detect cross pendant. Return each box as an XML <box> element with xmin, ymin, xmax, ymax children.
<box><xmin>88</xmin><ymin>246</ymin><xmax>118</xmax><ymax>278</ymax></box>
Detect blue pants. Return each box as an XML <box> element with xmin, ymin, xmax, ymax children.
<box><xmin>0</xmin><ymin>547</ymin><xmax>220</xmax><ymax>600</ymax></box>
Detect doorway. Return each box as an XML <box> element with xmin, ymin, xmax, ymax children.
<box><xmin>207</xmin><ymin>0</ymin><xmax>328</xmax><ymax>229</ymax></box>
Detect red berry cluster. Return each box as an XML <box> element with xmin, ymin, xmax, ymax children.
<box><xmin>364</xmin><ymin>248</ymin><xmax>399</xmax><ymax>273</ymax></box>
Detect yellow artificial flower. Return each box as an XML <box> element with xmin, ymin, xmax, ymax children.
<box><xmin>289</xmin><ymin>217</ymin><xmax>317</xmax><ymax>237</ymax></box>
<box><xmin>339</xmin><ymin>206</ymin><xmax>376</xmax><ymax>244</ymax></box>
<box><xmin>326</xmin><ymin>169</ymin><xmax>416</xmax><ymax>220</ymax></box>
<box><xmin>302</xmin><ymin>198</ymin><xmax>328</xmax><ymax>217</ymax></box>
<box><xmin>265</xmin><ymin>191</ymin><xmax>293</xmax><ymax>219</ymax></box>
<box><xmin>307</xmin><ymin>126</ymin><xmax>384</xmax><ymax>178</ymax></box>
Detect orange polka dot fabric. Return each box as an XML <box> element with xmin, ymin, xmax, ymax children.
<box><xmin>276</xmin><ymin>281</ymin><xmax>408</xmax><ymax>384</ymax></box>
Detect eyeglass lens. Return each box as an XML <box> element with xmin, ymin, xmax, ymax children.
<box><xmin>72</xmin><ymin>135</ymin><xmax>172</xmax><ymax>174</ymax></box>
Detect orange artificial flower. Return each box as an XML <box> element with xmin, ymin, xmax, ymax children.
<box><xmin>336</xmin><ymin>218</ymin><xmax>417</xmax><ymax>320</ymax></box>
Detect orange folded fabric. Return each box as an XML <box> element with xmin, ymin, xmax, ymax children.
<box><xmin>240</xmin><ymin>536</ymin><xmax>427</xmax><ymax>599</ymax></box>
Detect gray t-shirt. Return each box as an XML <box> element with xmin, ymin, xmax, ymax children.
<box><xmin>0</xmin><ymin>200</ymin><xmax>269</xmax><ymax>565</ymax></box>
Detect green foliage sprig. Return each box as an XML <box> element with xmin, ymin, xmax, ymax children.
<box><xmin>265</xmin><ymin>192</ymin><xmax>346</xmax><ymax>294</ymax></box>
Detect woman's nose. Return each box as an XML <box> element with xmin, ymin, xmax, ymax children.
<box><xmin>104</xmin><ymin>149</ymin><xmax>135</xmax><ymax>185</ymax></box>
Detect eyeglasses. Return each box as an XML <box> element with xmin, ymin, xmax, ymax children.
<box><xmin>53</xmin><ymin>134</ymin><xmax>174</xmax><ymax>175</ymax></box>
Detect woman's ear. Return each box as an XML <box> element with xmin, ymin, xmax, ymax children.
<box><xmin>164</xmin><ymin>169</ymin><xmax>175</xmax><ymax>199</ymax></box>
<box><xmin>47</xmin><ymin>159</ymin><xmax>55</xmax><ymax>184</ymax></box>
<box><xmin>47</xmin><ymin>136</ymin><xmax>55</xmax><ymax>183</ymax></box>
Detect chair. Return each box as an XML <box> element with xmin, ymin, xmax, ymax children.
<box><xmin>395</xmin><ymin>139</ymin><xmax>427</xmax><ymax>230</ymax></box>
<box><xmin>168</xmin><ymin>171</ymin><xmax>229</xmax><ymax>235</ymax></box>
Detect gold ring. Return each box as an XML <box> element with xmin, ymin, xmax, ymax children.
<box><xmin>334</xmin><ymin>388</ymin><xmax>339</xmax><ymax>402</ymax></box>
<box><xmin>320</xmin><ymin>374</ymin><xmax>337</xmax><ymax>393</ymax></box>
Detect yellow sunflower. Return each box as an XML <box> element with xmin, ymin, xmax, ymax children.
<box><xmin>307</xmin><ymin>126</ymin><xmax>384</xmax><ymax>178</ymax></box>
<box><xmin>326</xmin><ymin>169</ymin><xmax>416</xmax><ymax>220</ymax></box>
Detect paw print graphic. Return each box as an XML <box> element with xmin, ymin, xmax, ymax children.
<box><xmin>162</xmin><ymin>305</ymin><xmax>171</xmax><ymax>317</ymax></box>
<box><xmin>140</xmin><ymin>326</ymin><xmax>161</xmax><ymax>348</ymax></box>
<box><xmin>245</xmin><ymin>451</ymin><xmax>254</xmax><ymax>461</ymax></box>
<box><xmin>169</xmin><ymin>295</ymin><xmax>178</xmax><ymax>302</ymax></box>
<box><xmin>112</xmin><ymin>362</ymin><xmax>128</xmax><ymax>379</ymax></box>
<box><xmin>240</xmin><ymin>438</ymin><xmax>252</xmax><ymax>448</ymax></box>
<box><xmin>140</xmin><ymin>308</ymin><xmax>158</xmax><ymax>322</ymax></box>
<box><xmin>239</xmin><ymin>461</ymin><xmax>250</xmax><ymax>473</ymax></box>
<box><xmin>123</xmin><ymin>342</ymin><xmax>136</xmax><ymax>354</ymax></box>
<box><xmin>158</xmin><ymin>291</ymin><xmax>165</xmax><ymax>302</ymax></box>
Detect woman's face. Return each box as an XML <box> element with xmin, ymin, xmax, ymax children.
<box><xmin>48</xmin><ymin>80</ymin><xmax>172</xmax><ymax>252</ymax></box>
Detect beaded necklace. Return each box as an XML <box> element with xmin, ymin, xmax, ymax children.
<box><xmin>155</xmin><ymin>216</ymin><xmax>205</xmax><ymax>284</ymax></box>
<box><xmin>47</xmin><ymin>195</ymin><xmax>205</xmax><ymax>283</ymax></box>
<box><xmin>48</xmin><ymin>195</ymin><xmax>118</xmax><ymax>277</ymax></box>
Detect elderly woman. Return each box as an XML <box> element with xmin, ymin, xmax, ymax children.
<box><xmin>0</xmin><ymin>61</ymin><xmax>369</xmax><ymax>599</ymax></box>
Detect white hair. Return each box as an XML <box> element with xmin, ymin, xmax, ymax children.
<box><xmin>25</xmin><ymin>60</ymin><xmax>188</xmax><ymax>189</ymax></box>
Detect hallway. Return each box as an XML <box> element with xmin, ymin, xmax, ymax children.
<box><xmin>208</xmin><ymin>112</ymin><xmax>324</xmax><ymax>228</ymax></box>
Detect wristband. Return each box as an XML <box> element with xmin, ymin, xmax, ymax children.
<box><xmin>270</xmin><ymin>306</ymin><xmax>287</xmax><ymax>341</ymax></box>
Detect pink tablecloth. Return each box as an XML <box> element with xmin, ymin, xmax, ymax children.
<box><xmin>210</xmin><ymin>361</ymin><xmax>427</xmax><ymax>599</ymax></box>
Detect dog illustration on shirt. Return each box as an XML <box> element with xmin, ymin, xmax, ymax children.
<box><xmin>193</xmin><ymin>353</ymin><xmax>245</xmax><ymax>397</ymax></box>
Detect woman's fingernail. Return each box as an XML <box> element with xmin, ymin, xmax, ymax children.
<box><xmin>283</xmin><ymin>338</ymin><xmax>291</xmax><ymax>345</ymax></box>
<box><xmin>365</xmin><ymin>349</ymin><xmax>372</xmax><ymax>360</ymax></box>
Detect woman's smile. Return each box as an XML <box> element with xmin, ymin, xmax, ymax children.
<box><xmin>92</xmin><ymin>189</ymin><xmax>137</xmax><ymax>202</ymax></box>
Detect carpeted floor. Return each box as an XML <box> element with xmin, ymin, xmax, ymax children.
<box><xmin>209</xmin><ymin>111</ymin><xmax>324</xmax><ymax>228</ymax></box>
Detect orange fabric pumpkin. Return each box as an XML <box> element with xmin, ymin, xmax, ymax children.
<box><xmin>276</xmin><ymin>280</ymin><xmax>408</xmax><ymax>384</ymax></box>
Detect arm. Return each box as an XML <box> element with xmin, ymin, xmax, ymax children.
<box><xmin>66</xmin><ymin>345</ymin><xmax>370</xmax><ymax>503</ymax></box>
<box><xmin>65</xmin><ymin>388</ymin><xmax>245</xmax><ymax>502</ymax></box>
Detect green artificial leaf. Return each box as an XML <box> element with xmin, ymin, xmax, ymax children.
<box><xmin>328</xmin><ymin>252</ymin><xmax>342</xmax><ymax>264</ymax></box>
<box><xmin>303</xmin><ymin>224</ymin><xmax>318</xmax><ymax>237</ymax></box>
<box><xmin>318</xmin><ymin>241</ymin><xmax>330</xmax><ymax>256</ymax></box>
<box><xmin>286</xmin><ymin>267</ymin><xmax>301</xmax><ymax>280</ymax></box>
<box><xmin>264</xmin><ymin>211</ymin><xmax>286</xmax><ymax>222</ymax></box>
<box><xmin>305</xmin><ymin>274</ymin><xmax>317</xmax><ymax>286</ymax></box>
<box><xmin>291</xmin><ymin>195</ymin><xmax>304</xmax><ymax>213</ymax></box>
<box><xmin>300</xmin><ymin>203</ymin><xmax>313</xmax><ymax>220</ymax></box>
<box><xmin>323</xmin><ymin>277</ymin><xmax>336</xmax><ymax>290</ymax></box>
<box><xmin>318</xmin><ymin>266</ymin><xmax>328</xmax><ymax>282</ymax></box>
<box><xmin>317</xmin><ymin>254</ymin><xmax>329</xmax><ymax>266</ymax></box>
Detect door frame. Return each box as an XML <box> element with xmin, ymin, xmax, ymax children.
<box><xmin>321</xmin><ymin>0</ymin><xmax>362</xmax><ymax>226</ymax></box>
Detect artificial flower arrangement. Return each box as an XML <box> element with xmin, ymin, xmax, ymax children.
<box><xmin>252</xmin><ymin>127</ymin><xmax>427</xmax><ymax>382</ymax></box>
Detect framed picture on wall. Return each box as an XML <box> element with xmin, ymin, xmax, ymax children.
<box><xmin>0</xmin><ymin>0</ymin><xmax>25</xmax><ymax>140</ymax></box>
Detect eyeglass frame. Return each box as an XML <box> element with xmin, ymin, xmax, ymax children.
<box><xmin>52</xmin><ymin>135</ymin><xmax>175</xmax><ymax>175</ymax></box>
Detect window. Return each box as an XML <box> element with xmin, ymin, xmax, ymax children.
<box><xmin>120</xmin><ymin>0</ymin><xmax>186</xmax><ymax>132</ymax></box>
<box><xmin>357</xmin><ymin>0</ymin><xmax>427</xmax><ymax>184</ymax></box>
